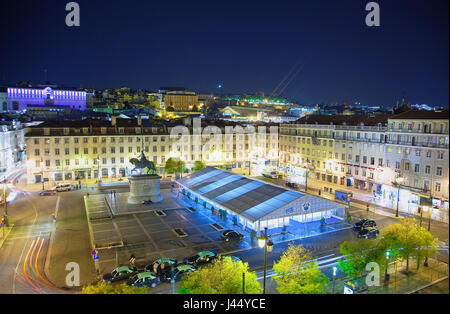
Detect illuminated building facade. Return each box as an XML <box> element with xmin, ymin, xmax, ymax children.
<box><xmin>0</xmin><ymin>121</ymin><xmax>26</xmax><ymax>174</ymax></box>
<box><xmin>6</xmin><ymin>86</ymin><xmax>87</xmax><ymax>112</ymax></box>
<box><xmin>279</xmin><ymin>111</ymin><xmax>449</xmax><ymax>220</ymax></box>
<box><xmin>24</xmin><ymin>117</ymin><xmax>277</xmax><ymax>184</ymax></box>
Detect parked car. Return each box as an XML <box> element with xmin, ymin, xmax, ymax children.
<box><xmin>162</xmin><ymin>264</ymin><xmax>196</xmax><ymax>282</ymax></box>
<box><xmin>102</xmin><ymin>266</ymin><xmax>137</xmax><ymax>283</ymax></box>
<box><xmin>127</xmin><ymin>272</ymin><xmax>160</xmax><ymax>288</ymax></box>
<box><xmin>357</xmin><ymin>227</ymin><xmax>379</xmax><ymax>239</ymax></box>
<box><xmin>39</xmin><ymin>190</ymin><xmax>57</xmax><ymax>196</ymax></box>
<box><xmin>353</xmin><ymin>219</ymin><xmax>376</xmax><ymax>231</ymax></box>
<box><xmin>221</xmin><ymin>230</ymin><xmax>244</xmax><ymax>242</ymax></box>
<box><xmin>55</xmin><ymin>183</ymin><xmax>74</xmax><ymax>192</ymax></box>
<box><xmin>285</xmin><ymin>182</ymin><xmax>299</xmax><ymax>189</ymax></box>
<box><xmin>262</xmin><ymin>171</ymin><xmax>279</xmax><ymax>179</ymax></box>
<box><xmin>144</xmin><ymin>258</ymin><xmax>178</xmax><ymax>275</ymax></box>
<box><xmin>222</xmin><ymin>256</ymin><xmax>242</xmax><ymax>263</ymax></box>
<box><xmin>183</xmin><ymin>251</ymin><xmax>217</xmax><ymax>267</ymax></box>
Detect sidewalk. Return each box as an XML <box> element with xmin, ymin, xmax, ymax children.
<box><xmin>323</xmin><ymin>257</ymin><xmax>449</xmax><ymax>294</ymax></box>
<box><xmin>275</xmin><ymin>176</ymin><xmax>448</xmax><ymax>224</ymax></box>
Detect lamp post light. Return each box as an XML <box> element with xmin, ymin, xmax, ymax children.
<box><xmin>332</xmin><ymin>266</ymin><xmax>337</xmax><ymax>294</ymax></box>
<box><xmin>2</xmin><ymin>177</ymin><xmax>9</xmax><ymax>227</ymax></box>
<box><xmin>384</xmin><ymin>250</ymin><xmax>390</xmax><ymax>282</ymax></box>
<box><xmin>395</xmin><ymin>176</ymin><xmax>404</xmax><ymax>217</ymax></box>
<box><xmin>302</xmin><ymin>162</ymin><xmax>311</xmax><ymax>192</ymax></box>
<box><xmin>258</xmin><ymin>227</ymin><xmax>273</xmax><ymax>294</ymax></box>
<box><xmin>96</xmin><ymin>156</ymin><xmax>101</xmax><ymax>183</ymax></box>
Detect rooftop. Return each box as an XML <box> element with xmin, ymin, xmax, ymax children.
<box><xmin>177</xmin><ymin>167</ymin><xmax>341</xmax><ymax>223</ymax></box>
<box><xmin>389</xmin><ymin>110</ymin><xmax>449</xmax><ymax>120</ymax></box>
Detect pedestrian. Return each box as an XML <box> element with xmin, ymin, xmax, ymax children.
<box><xmin>318</xmin><ymin>189</ymin><xmax>321</xmax><ymax>196</ymax></box>
<box><xmin>129</xmin><ymin>254</ymin><xmax>136</xmax><ymax>268</ymax></box>
<box><xmin>366</xmin><ymin>204</ymin><xmax>370</xmax><ymax>213</ymax></box>
<box><xmin>87</xmin><ymin>192</ymin><xmax>89</xmax><ymax>198</ymax></box>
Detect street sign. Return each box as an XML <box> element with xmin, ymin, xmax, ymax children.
<box><xmin>344</xmin><ymin>286</ymin><xmax>354</xmax><ymax>294</ymax></box>
<box><xmin>92</xmin><ymin>250</ymin><xmax>99</xmax><ymax>261</ymax></box>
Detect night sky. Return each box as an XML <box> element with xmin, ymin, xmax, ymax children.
<box><xmin>0</xmin><ymin>0</ymin><xmax>448</xmax><ymax>106</ymax></box>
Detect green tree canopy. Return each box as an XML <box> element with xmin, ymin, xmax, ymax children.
<box><xmin>379</xmin><ymin>217</ymin><xmax>437</xmax><ymax>273</ymax></box>
<box><xmin>178</xmin><ymin>257</ymin><xmax>262</xmax><ymax>294</ymax></box>
<box><xmin>338</xmin><ymin>239</ymin><xmax>384</xmax><ymax>280</ymax></box>
<box><xmin>193</xmin><ymin>160</ymin><xmax>206</xmax><ymax>171</ymax></box>
<box><xmin>79</xmin><ymin>282</ymin><xmax>148</xmax><ymax>294</ymax></box>
<box><xmin>165</xmin><ymin>158</ymin><xmax>185</xmax><ymax>174</ymax></box>
<box><xmin>272</xmin><ymin>244</ymin><xmax>329</xmax><ymax>294</ymax></box>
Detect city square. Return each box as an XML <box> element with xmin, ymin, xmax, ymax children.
<box><xmin>0</xmin><ymin>0</ymin><xmax>448</xmax><ymax>305</ymax></box>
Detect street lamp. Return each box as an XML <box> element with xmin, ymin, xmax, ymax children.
<box><xmin>384</xmin><ymin>250</ymin><xmax>390</xmax><ymax>282</ymax></box>
<box><xmin>394</xmin><ymin>176</ymin><xmax>404</xmax><ymax>217</ymax></box>
<box><xmin>96</xmin><ymin>156</ymin><xmax>101</xmax><ymax>183</ymax></box>
<box><xmin>332</xmin><ymin>266</ymin><xmax>337</xmax><ymax>293</ymax></box>
<box><xmin>302</xmin><ymin>161</ymin><xmax>311</xmax><ymax>192</ymax></box>
<box><xmin>2</xmin><ymin>177</ymin><xmax>9</xmax><ymax>227</ymax></box>
<box><xmin>258</xmin><ymin>227</ymin><xmax>273</xmax><ymax>294</ymax></box>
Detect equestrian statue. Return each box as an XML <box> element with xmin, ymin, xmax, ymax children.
<box><xmin>129</xmin><ymin>152</ymin><xmax>157</xmax><ymax>175</ymax></box>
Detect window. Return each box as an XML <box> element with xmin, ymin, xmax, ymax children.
<box><xmin>34</xmin><ymin>149</ymin><xmax>40</xmax><ymax>156</ymax></box>
<box><xmin>55</xmin><ymin>138</ymin><xmax>60</xmax><ymax>144</ymax></box>
<box><xmin>65</xmin><ymin>148</ymin><xmax>70</xmax><ymax>155</ymax></box>
<box><xmin>83</xmin><ymin>138</ymin><xmax>88</xmax><ymax>143</ymax></box>
<box><xmin>395</xmin><ymin>161</ymin><xmax>400</xmax><ymax>169</ymax></box>
<box><xmin>128</xmin><ymin>147</ymin><xmax>133</xmax><ymax>153</ymax></box>
<box><xmin>55</xmin><ymin>149</ymin><xmax>60</xmax><ymax>155</ymax></box>
<box><xmin>93</xmin><ymin>147</ymin><xmax>97</xmax><ymax>154</ymax></box>
<box><xmin>34</xmin><ymin>139</ymin><xmax>39</xmax><ymax>145</ymax></box>
<box><xmin>84</xmin><ymin>148</ymin><xmax>88</xmax><ymax>154</ymax></box>
<box><xmin>414</xmin><ymin>164</ymin><xmax>420</xmax><ymax>173</ymax></box>
<box><xmin>55</xmin><ymin>160</ymin><xmax>60</xmax><ymax>167</ymax></box>
<box><xmin>45</xmin><ymin>160</ymin><xmax>50</xmax><ymax>167</ymax></box>
<box><xmin>415</xmin><ymin>149</ymin><xmax>421</xmax><ymax>157</ymax></box>
<box><xmin>74</xmin><ymin>138</ymin><xmax>79</xmax><ymax>144</ymax></box>
<box><xmin>102</xmin><ymin>147</ymin><xmax>106</xmax><ymax>154</ymax></box>
<box><xmin>435</xmin><ymin>182</ymin><xmax>441</xmax><ymax>192</ymax></box>
<box><xmin>66</xmin><ymin>160</ymin><xmax>70</xmax><ymax>166</ymax></box>
<box><xmin>436</xmin><ymin>167</ymin><xmax>442</xmax><ymax>176</ymax></box>
<box><xmin>111</xmin><ymin>158</ymin><xmax>115</xmax><ymax>164</ymax></box>
<box><xmin>111</xmin><ymin>147</ymin><xmax>115</xmax><ymax>154</ymax></box>
<box><xmin>405</xmin><ymin>162</ymin><xmax>410</xmax><ymax>171</ymax></box>
<box><xmin>355</xmin><ymin>155</ymin><xmax>360</xmax><ymax>162</ymax></box>
<box><xmin>64</xmin><ymin>138</ymin><xmax>70</xmax><ymax>144</ymax></box>
<box><xmin>437</xmin><ymin>151</ymin><xmax>444</xmax><ymax>159</ymax></box>
<box><xmin>74</xmin><ymin>148</ymin><xmax>79</xmax><ymax>155</ymax></box>
<box><xmin>370</xmin><ymin>157</ymin><xmax>375</xmax><ymax>165</ymax></box>
<box><xmin>425</xmin><ymin>165</ymin><xmax>431</xmax><ymax>174</ymax></box>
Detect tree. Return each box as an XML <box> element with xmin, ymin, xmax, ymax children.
<box><xmin>338</xmin><ymin>239</ymin><xmax>384</xmax><ymax>280</ymax></box>
<box><xmin>193</xmin><ymin>160</ymin><xmax>206</xmax><ymax>171</ymax></box>
<box><xmin>164</xmin><ymin>158</ymin><xmax>177</xmax><ymax>174</ymax></box>
<box><xmin>379</xmin><ymin>218</ymin><xmax>437</xmax><ymax>273</ymax></box>
<box><xmin>79</xmin><ymin>282</ymin><xmax>148</xmax><ymax>294</ymax></box>
<box><xmin>165</xmin><ymin>158</ymin><xmax>185</xmax><ymax>175</ymax></box>
<box><xmin>272</xmin><ymin>244</ymin><xmax>329</xmax><ymax>294</ymax></box>
<box><xmin>179</xmin><ymin>257</ymin><xmax>262</xmax><ymax>294</ymax></box>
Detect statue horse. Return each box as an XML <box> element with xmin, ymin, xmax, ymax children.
<box><xmin>130</xmin><ymin>153</ymin><xmax>157</xmax><ymax>175</ymax></box>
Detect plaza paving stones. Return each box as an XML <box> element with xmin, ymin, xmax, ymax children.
<box><xmin>85</xmin><ymin>188</ymin><xmax>352</xmax><ymax>276</ymax></box>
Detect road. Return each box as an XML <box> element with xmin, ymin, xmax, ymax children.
<box><xmin>0</xmin><ymin>171</ymin><xmax>95</xmax><ymax>293</ymax></box>
<box><xmin>1</xmin><ymin>171</ymin><xmax>448</xmax><ymax>294</ymax></box>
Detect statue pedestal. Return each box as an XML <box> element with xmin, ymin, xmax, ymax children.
<box><xmin>128</xmin><ymin>175</ymin><xmax>163</xmax><ymax>204</ymax></box>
